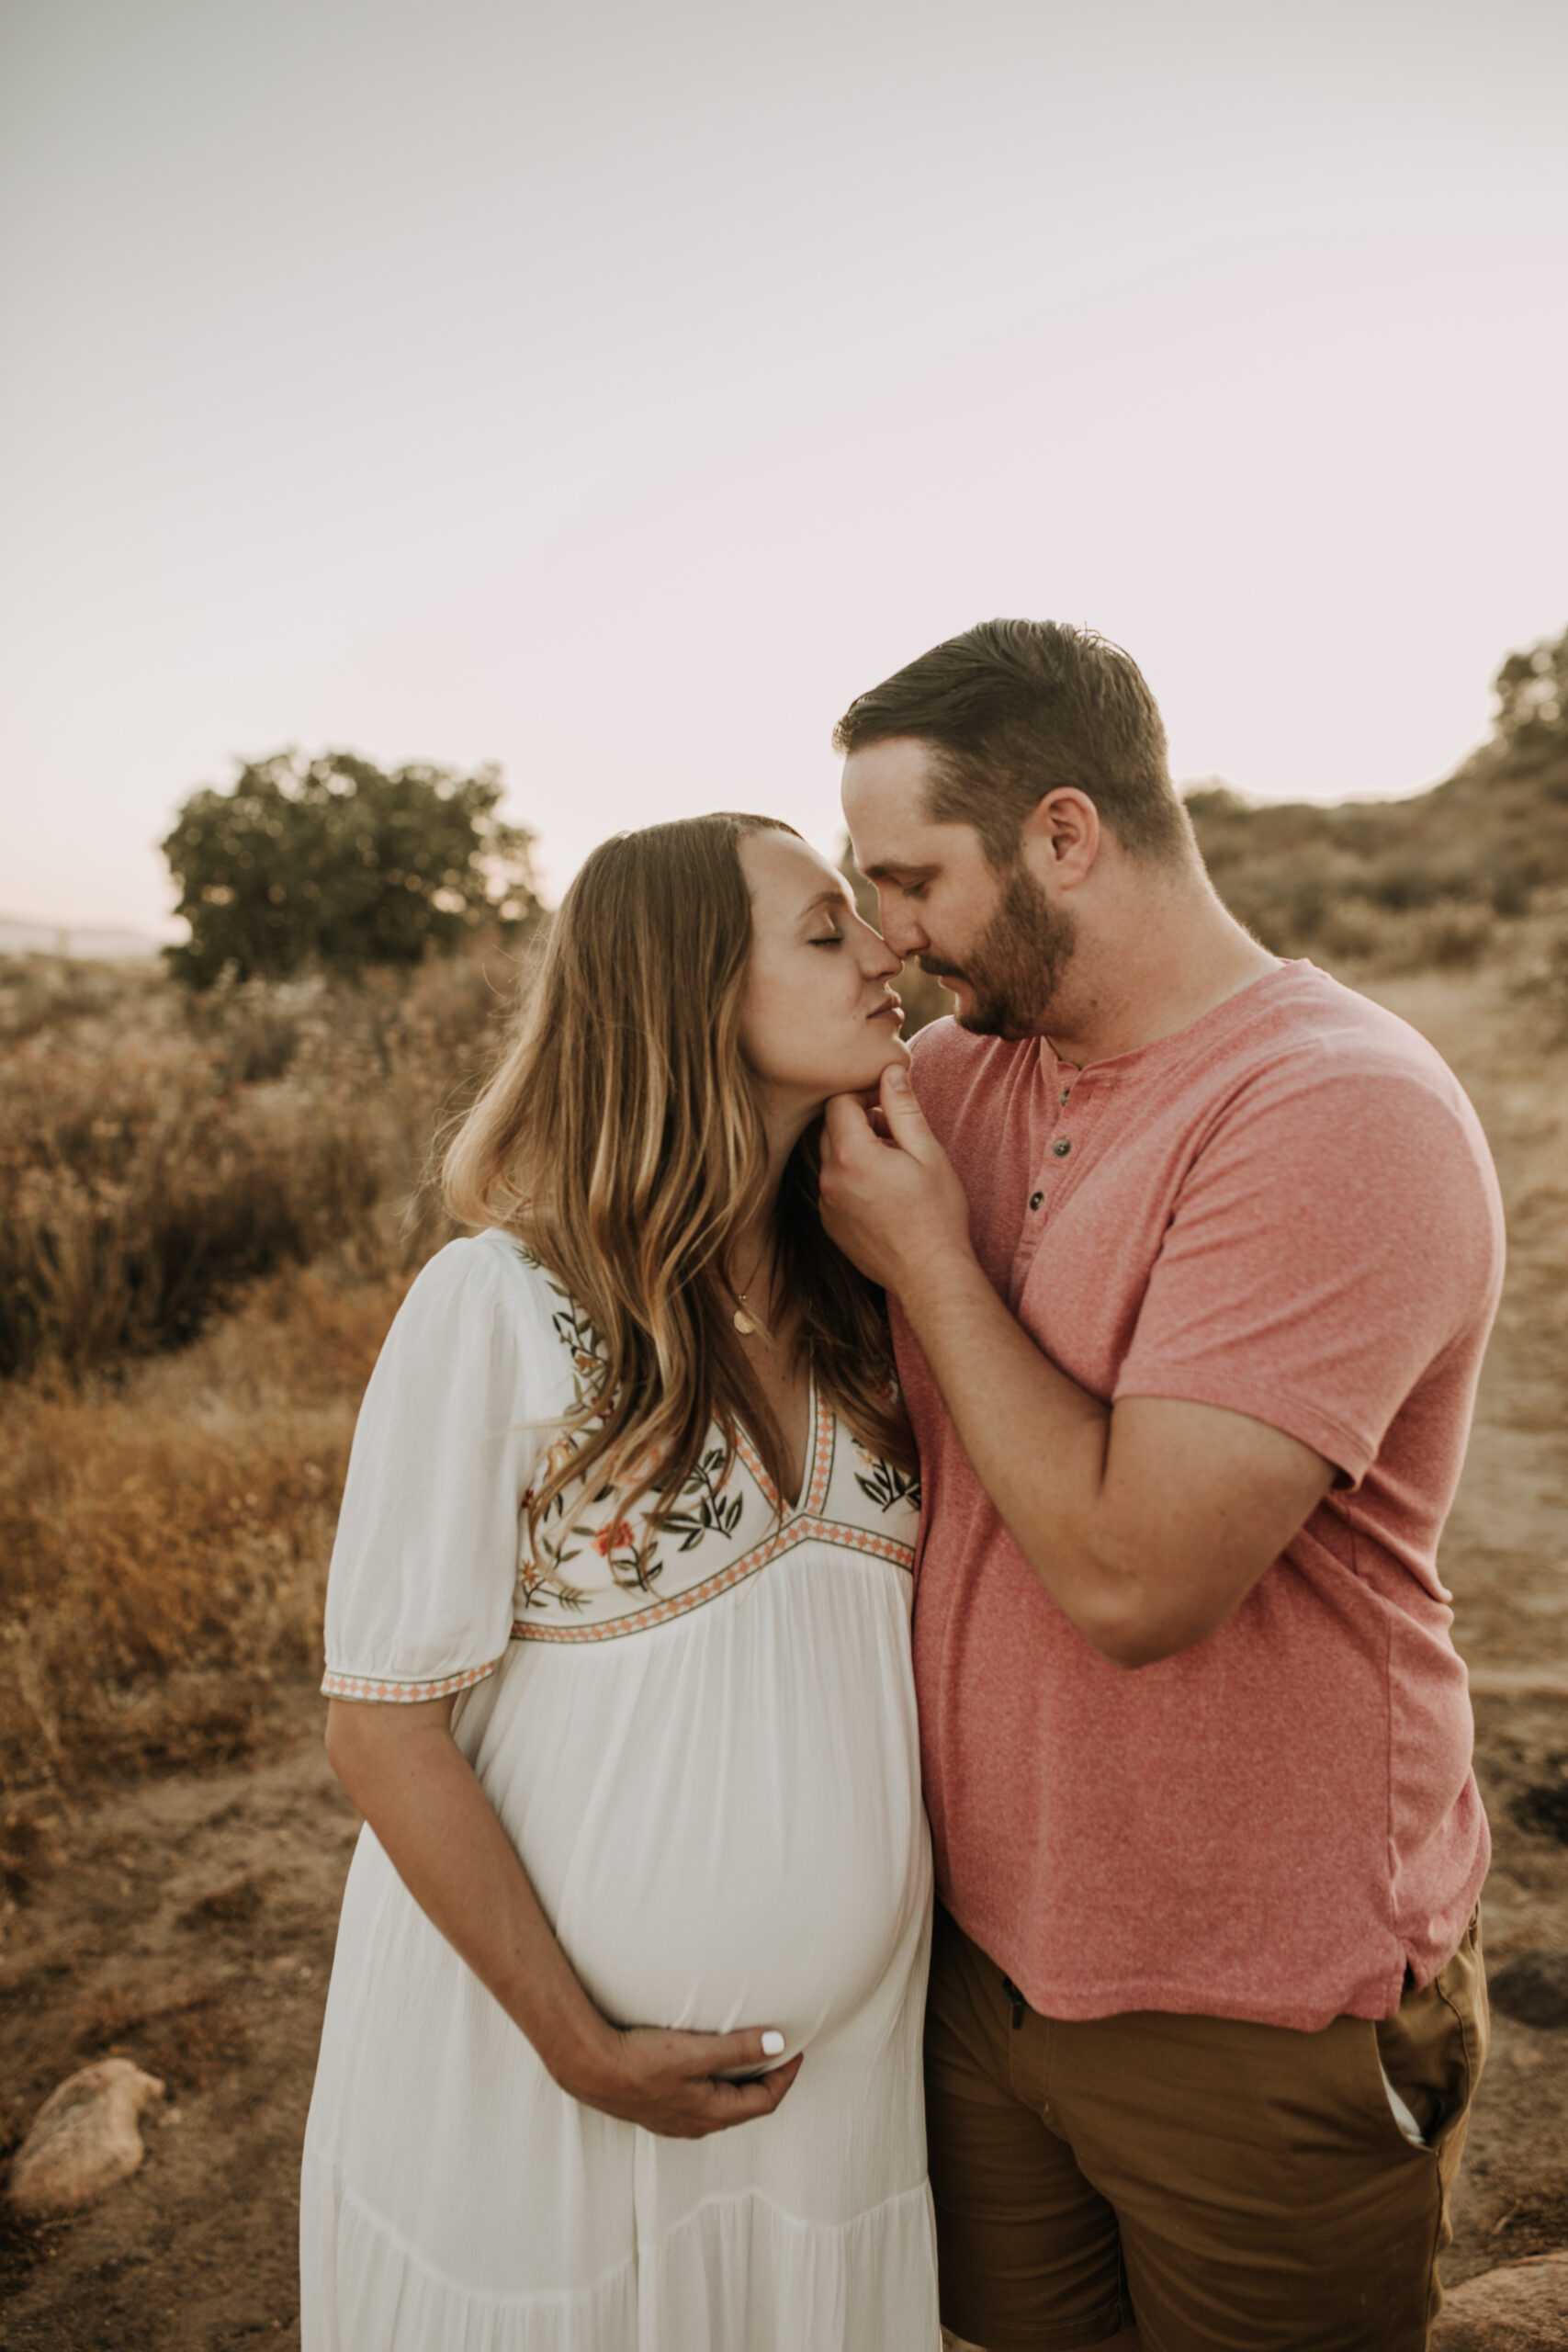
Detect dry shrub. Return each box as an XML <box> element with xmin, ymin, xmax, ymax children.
<box><xmin>0</xmin><ymin>944</ymin><xmax>530</xmax><ymax>1802</ymax></box>
<box><xmin>1410</xmin><ymin>907</ymin><xmax>1494</xmax><ymax>970</ymax></box>
<box><xmin>1186</xmin><ymin>753</ymin><xmax>1568</xmax><ymax>961</ymax></box>
<box><xmin>0</xmin><ymin>1263</ymin><xmax>406</xmax><ymax>1800</ymax></box>
<box><xmin>1307</xmin><ymin>898</ymin><xmax>1496</xmax><ymax>976</ymax></box>
<box><xmin>1311</xmin><ymin>899</ymin><xmax>1383</xmax><ymax>964</ymax></box>
<box><xmin>0</xmin><ymin>1036</ymin><xmax>317</xmax><ymax>1378</ymax></box>
<box><xmin>0</xmin><ymin>957</ymin><xmax>171</xmax><ymax>1048</ymax></box>
<box><xmin>0</xmin><ymin>946</ymin><xmax>521</xmax><ymax>1380</ymax></box>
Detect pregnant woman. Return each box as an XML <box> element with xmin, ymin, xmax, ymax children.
<box><xmin>299</xmin><ymin>814</ymin><xmax>939</xmax><ymax>2349</ymax></box>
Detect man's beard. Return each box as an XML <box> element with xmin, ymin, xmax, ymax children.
<box><xmin>923</xmin><ymin>863</ymin><xmax>1078</xmax><ymax>1040</ymax></box>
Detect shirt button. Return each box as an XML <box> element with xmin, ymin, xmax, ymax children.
<box><xmin>1059</xmin><ymin>1089</ymin><xmax>1070</xmax><ymax>1105</ymax></box>
<box><xmin>1053</xmin><ymin>1138</ymin><xmax>1071</xmax><ymax>1158</ymax></box>
<box><xmin>1029</xmin><ymin>1190</ymin><xmax>1043</xmax><ymax>1210</ymax></box>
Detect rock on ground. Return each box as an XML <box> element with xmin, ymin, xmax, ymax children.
<box><xmin>5</xmin><ymin>2058</ymin><xmax>165</xmax><ymax>2218</ymax></box>
<box><xmin>1432</xmin><ymin>2250</ymin><xmax>1568</xmax><ymax>2348</ymax></box>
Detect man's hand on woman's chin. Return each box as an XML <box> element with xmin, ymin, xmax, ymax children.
<box><xmin>819</xmin><ymin>1064</ymin><xmax>973</xmax><ymax>1299</ymax></box>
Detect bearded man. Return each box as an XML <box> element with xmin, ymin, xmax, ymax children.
<box><xmin>819</xmin><ymin>619</ymin><xmax>1502</xmax><ymax>2352</ymax></box>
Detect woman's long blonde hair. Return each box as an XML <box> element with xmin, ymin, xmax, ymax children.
<box><xmin>444</xmin><ymin>813</ymin><xmax>915</xmax><ymax>1538</ymax></box>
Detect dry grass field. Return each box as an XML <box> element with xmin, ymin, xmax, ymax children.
<box><xmin>0</xmin><ymin>947</ymin><xmax>519</xmax><ymax>1828</ymax></box>
<box><xmin>2</xmin><ymin>756</ymin><xmax>1566</xmax><ymax>2345</ymax></box>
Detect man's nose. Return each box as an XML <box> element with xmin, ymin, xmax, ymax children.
<box><xmin>878</xmin><ymin>898</ymin><xmax>927</xmax><ymax>959</ymax></box>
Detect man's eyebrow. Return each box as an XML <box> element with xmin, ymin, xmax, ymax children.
<box><xmin>859</xmin><ymin>860</ymin><xmax>934</xmax><ymax>885</ymax></box>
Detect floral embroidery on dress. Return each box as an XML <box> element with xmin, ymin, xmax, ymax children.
<box><xmin>512</xmin><ymin>1243</ymin><xmax>747</xmax><ymax>1603</ymax></box>
<box><xmin>498</xmin><ymin>1238</ymin><xmax>914</xmax><ymax>1645</ymax></box>
<box><xmin>853</xmin><ymin>1450</ymin><xmax>921</xmax><ymax>1514</ymax></box>
<box><xmin>515</xmin><ymin>1555</ymin><xmax>590</xmax><ymax>1613</ymax></box>
<box><xmin>658</xmin><ymin>1447</ymin><xmax>746</xmax><ymax>1551</ymax></box>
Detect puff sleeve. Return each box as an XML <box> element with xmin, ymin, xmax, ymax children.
<box><xmin>321</xmin><ymin>1234</ymin><xmax>563</xmax><ymax>1702</ymax></box>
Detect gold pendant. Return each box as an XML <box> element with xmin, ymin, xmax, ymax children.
<box><xmin>733</xmin><ymin>1306</ymin><xmax>756</xmax><ymax>1336</ymax></box>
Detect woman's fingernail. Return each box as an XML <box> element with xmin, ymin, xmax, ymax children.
<box><xmin>886</xmin><ymin>1066</ymin><xmax>910</xmax><ymax>1091</ymax></box>
<box><xmin>761</xmin><ymin>2030</ymin><xmax>785</xmax><ymax>2055</ymax></box>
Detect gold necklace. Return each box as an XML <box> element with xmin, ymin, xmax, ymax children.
<box><xmin>728</xmin><ymin>1238</ymin><xmax>773</xmax><ymax>1338</ymax></box>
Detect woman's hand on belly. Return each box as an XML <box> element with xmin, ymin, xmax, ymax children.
<box><xmin>562</xmin><ymin>2025</ymin><xmax>803</xmax><ymax>2140</ymax></box>
<box><xmin>324</xmin><ymin>1695</ymin><xmax>803</xmax><ymax>2142</ymax></box>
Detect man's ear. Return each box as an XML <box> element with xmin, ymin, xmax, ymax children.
<box><xmin>1021</xmin><ymin>788</ymin><xmax>1100</xmax><ymax>889</ymax></box>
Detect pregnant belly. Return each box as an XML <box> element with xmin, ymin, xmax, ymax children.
<box><xmin>560</xmin><ymin>1733</ymin><xmax>923</xmax><ymax>2050</ymax></box>
<box><xmin>471</xmin><ymin>1563</ymin><xmax>929</xmax><ymax>2054</ymax></box>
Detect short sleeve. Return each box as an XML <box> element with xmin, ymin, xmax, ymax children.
<box><xmin>321</xmin><ymin>1234</ymin><xmax>561</xmax><ymax>1702</ymax></box>
<box><xmin>1112</xmin><ymin>1063</ymin><xmax>1505</xmax><ymax>1485</ymax></box>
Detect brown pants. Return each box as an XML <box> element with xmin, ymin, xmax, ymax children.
<box><xmin>924</xmin><ymin>1905</ymin><xmax>1488</xmax><ymax>2352</ymax></box>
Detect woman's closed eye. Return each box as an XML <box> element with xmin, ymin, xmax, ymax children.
<box><xmin>808</xmin><ymin>932</ymin><xmax>844</xmax><ymax>948</ymax></box>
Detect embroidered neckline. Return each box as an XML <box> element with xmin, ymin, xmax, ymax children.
<box><xmin>732</xmin><ymin>1376</ymin><xmax>835</xmax><ymax>1522</ymax></box>
<box><xmin>506</xmin><ymin>1247</ymin><xmax>914</xmax><ymax>1641</ymax></box>
<box><xmin>512</xmin><ymin>1512</ymin><xmax>914</xmax><ymax>1644</ymax></box>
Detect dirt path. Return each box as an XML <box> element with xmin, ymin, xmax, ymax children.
<box><xmin>3</xmin><ymin>957</ymin><xmax>1566</xmax><ymax>2343</ymax></box>
<box><xmin>1363</xmin><ymin>963</ymin><xmax>1568</xmax><ymax>2281</ymax></box>
<box><xmin>1</xmin><ymin>1692</ymin><xmax>356</xmax><ymax>2347</ymax></box>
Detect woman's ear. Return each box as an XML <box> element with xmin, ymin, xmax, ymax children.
<box><xmin>1021</xmin><ymin>787</ymin><xmax>1100</xmax><ymax>890</ymax></box>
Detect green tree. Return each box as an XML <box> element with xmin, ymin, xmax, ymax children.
<box><xmin>1493</xmin><ymin>626</ymin><xmax>1567</xmax><ymax>759</ymax></box>
<box><xmin>161</xmin><ymin>751</ymin><xmax>540</xmax><ymax>987</ymax></box>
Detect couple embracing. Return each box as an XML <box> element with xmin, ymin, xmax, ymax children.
<box><xmin>300</xmin><ymin>622</ymin><xmax>1502</xmax><ymax>2352</ymax></box>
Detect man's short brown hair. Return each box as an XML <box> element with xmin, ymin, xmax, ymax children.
<box><xmin>832</xmin><ymin>618</ymin><xmax>1191</xmax><ymax>867</ymax></box>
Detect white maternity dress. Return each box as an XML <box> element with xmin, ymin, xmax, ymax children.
<box><xmin>299</xmin><ymin>1230</ymin><xmax>939</xmax><ymax>2351</ymax></box>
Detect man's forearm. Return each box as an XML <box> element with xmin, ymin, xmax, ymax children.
<box><xmin>820</xmin><ymin>1074</ymin><xmax>1335</xmax><ymax>1666</ymax></box>
<box><xmin>895</xmin><ymin>1243</ymin><xmax>1336</xmax><ymax>1667</ymax></box>
<box><xmin>893</xmin><ymin>1250</ymin><xmax>1144</xmax><ymax>1657</ymax></box>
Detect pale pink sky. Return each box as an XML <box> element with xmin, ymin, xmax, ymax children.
<box><xmin>2</xmin><ymin>0</ymin><xmax>1565</xmax><ymax>931</ymax></box>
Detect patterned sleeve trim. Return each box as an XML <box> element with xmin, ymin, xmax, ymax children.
<box><xmin>320</xmin><ymin>1658</ymin><xmax>502</xmax><ymax>1703</ymax></box>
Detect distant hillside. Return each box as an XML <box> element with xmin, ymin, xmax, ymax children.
<box><xmin>1184</xmin><ymin>733</ymin><xmax>1568</xmax><ymax>967</ymax></box>
<box><xmin>0</xmin><ymin>913</ymin><xmax>161</xmax><ymax>960</ymax></box>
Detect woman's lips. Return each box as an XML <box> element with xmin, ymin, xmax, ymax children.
<box><xmin>868</xmin><ymin>1000</ymin><xmax>904</xmax><ymax>1024</ymax></box>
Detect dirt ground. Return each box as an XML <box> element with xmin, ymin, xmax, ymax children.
<box><xmin>2</xmin><ymin>955</ymin><xmax>1566</xmax><ymax>2346</ymax></box>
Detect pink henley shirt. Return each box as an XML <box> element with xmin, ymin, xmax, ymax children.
<box><xmin>896</xmin><ymin>960</ymin><xmax>1505</xmax><ymax>2031</ymax></box>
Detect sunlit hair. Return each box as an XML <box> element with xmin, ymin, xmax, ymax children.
<box><xmin>443</xmin><ymin>813</ymin><xmax>915</xmax><ymax>1542</ymax></box>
